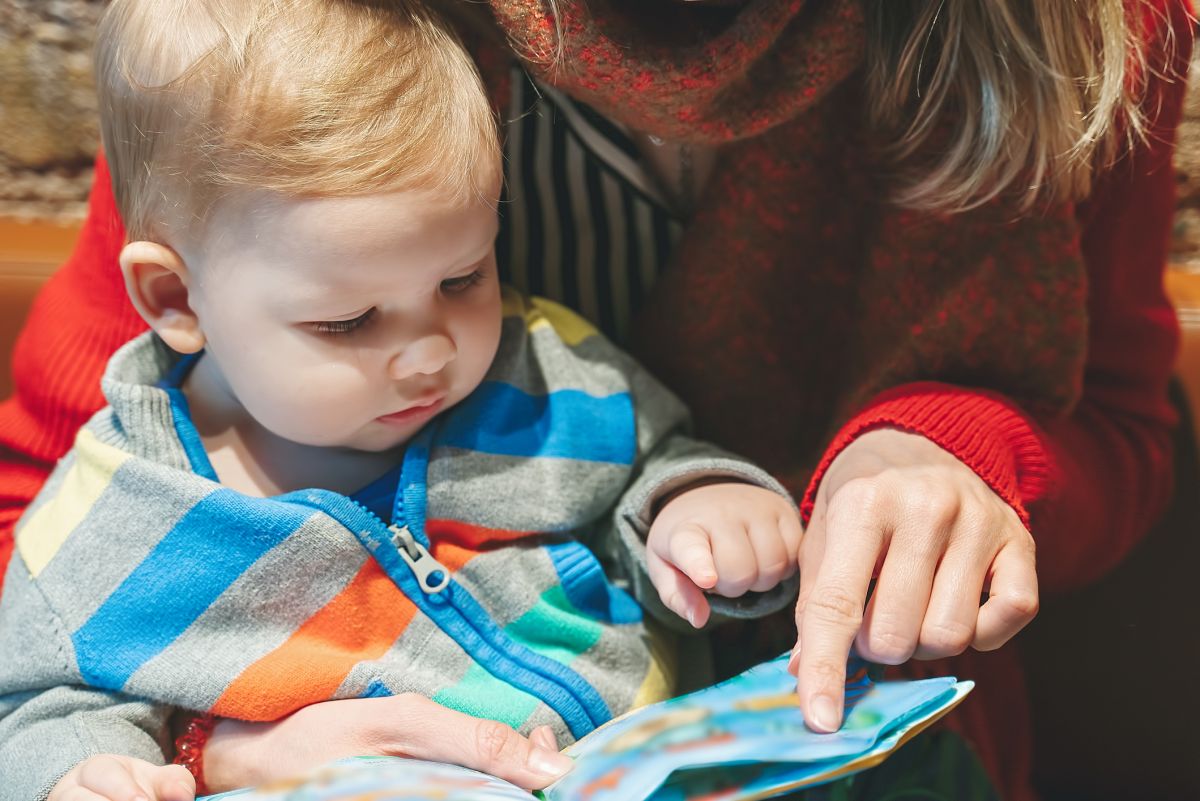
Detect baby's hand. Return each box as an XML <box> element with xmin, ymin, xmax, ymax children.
<box><xmin>646</xmin><ymin>482</ymin><xmax>802</xmax><ymax>628</ymax></box>
<box><xmin>50</xmin><ymin>755</ymin><xmax>195</xmax><ymax>801</ymax></box>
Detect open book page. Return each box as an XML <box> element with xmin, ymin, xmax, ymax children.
<box><xmin>544</xmin><ymin>655</ymin><xmax>972</xmax><ymax>801</ymax></box>
<box><xmin>200</xmin><ymin>656</ymin><xmax>971</xmax><ymax>801</ymax></box>
<box><xmin>201</xmin><ymin>757</ymin><xmax>532</xmax><ymax>801</ymax></box>
<box><xmin>619</xmin><ymin>681</ymin><xmax>975</xmax><ymax>801</ymax></box>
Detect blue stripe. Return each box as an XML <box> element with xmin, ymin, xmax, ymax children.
<box><xmin>154</xmin><ymin>351</ymin><xmax>219</xmax><ymax>482</ymax></box>
<box><xmin>437</xmin><ymin>382</ymin><xmax>635</xmax><ymax>465</ymax></box>
<box><xmin>156</xmin><ymin>351</ymin><xmax>201</xmax><ymax>391</ymax></box>
<box><xmin>73</xmin><ymin>489</ymin><xmax>312</xmax><ymax>689</ymax></box>
<box><xmin>361</xmin><ymin>679</ymin><xmax>393</xmax><ymax>699</ymax></box>
<box><xmin>164</xmin><ymin>388</ymin><xmax>219</xmax><ymax>482</ymax></box>
<box><xmin>546</xmin><ymin>541</ymin><xmax>642</xmax><ymax>625</ymax></box>
<box><xmin>396</xmin><ymin>426</ymin><xmax>434</xmax><ymax>535</ymax></box>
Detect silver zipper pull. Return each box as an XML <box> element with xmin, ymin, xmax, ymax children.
<box><xmin>389</xmin><ymin>524</ymin><xmax>450</xmax><ymax>594</ymax></box>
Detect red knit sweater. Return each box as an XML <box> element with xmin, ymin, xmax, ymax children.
<box><xmin>0</xmin><ymin>2</ymin><xmax>1190</xmax><ymax>800</ymax></box>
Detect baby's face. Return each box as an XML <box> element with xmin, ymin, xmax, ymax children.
<box><xmin>180</xmin><ymin>187</ymin><xmax>503</xmax><ymax>453</ymax></box>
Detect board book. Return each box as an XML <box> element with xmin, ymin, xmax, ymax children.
<box><xmin>203</xmin><ymin>654</ymin><xmax>972</xmax><ymax>801</ymax></box>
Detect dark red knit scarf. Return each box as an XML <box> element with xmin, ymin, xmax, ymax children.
<box><xmin>488</xmin><ymin>0</ymin><xmax>865</xmax><ymax>142</ymax></box>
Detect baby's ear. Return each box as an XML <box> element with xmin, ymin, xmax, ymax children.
<box><xmin>119</xmin><ymin>241</ymin><xmax>205</xmax><ymax>354</ymax></box>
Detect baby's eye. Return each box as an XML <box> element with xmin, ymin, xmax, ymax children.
<box><xmin>440</xmin><ymin>269</ymin><xmax>484</xmax><ymax>294</ymax></box>
<box><xmin>310</xmin><ymin>307</ymin><xmax>377</xmax><ymax>335</ymax></box>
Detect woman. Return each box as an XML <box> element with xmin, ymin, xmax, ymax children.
<box><xmin>0</xmin><ymin>1</ymin><xmax>1190</xmax><ymax>799</ymax></box>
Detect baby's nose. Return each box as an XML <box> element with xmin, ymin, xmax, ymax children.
<box><xmin>388</xmin><ymin>334</ymin><xmax>457</xmax><ymax>380</ymax></box>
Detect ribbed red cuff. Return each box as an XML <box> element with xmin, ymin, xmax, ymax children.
<box><xmin>801</xmin><ymin>382</ymin><xmax>1051</xmax><ymax>529</ymax></box>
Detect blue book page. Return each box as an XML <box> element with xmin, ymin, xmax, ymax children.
<box><xmin>544</xmin><ymin>655</ymin><xmax>972</xmax><ymax>801</ymax></box>
<box><xmin>639</xmin><ymin>681</ymin><xmax>975</xmax><ymax>801</ymax></box>
<box><xmin>200</xmin><ymin>756</ymin><xmax>533</xmax><ymax>801</ymax></box>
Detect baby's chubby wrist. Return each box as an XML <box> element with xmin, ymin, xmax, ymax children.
<box><xmin>649</xmin><ymin>476</ymin><xmax>756</xmax><ymax>516</ymax></box>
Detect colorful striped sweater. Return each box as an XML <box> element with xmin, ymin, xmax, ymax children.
<box><xmin>0</xmin><ymin>290</ymin><xmax>794</xmax><ymax>801</ymax></box>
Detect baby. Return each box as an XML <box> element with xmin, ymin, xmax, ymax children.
<box><xmin>0</xmin><ymin>2</ymin><xmax>802</xmax><ymax>800</ymax></box>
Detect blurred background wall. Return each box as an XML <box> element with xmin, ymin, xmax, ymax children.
<box><xmin>0</xmin><ymin>0</ymin><xmax>101</xmax><ymax>223</ymax></box>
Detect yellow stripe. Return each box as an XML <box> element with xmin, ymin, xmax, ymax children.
<box><xmin>527</xmin><ymin>296</ymin><xmax>597</xmax><ymax>347</ymax></box>
<box><xmin>16</xmin><ymin>429</ymin><xmax>132</xmax><ymax>578</ymax></box>
<box><xmin>632</xmin><ymin>623</ymin><xmax>677</xmax><ymax>709</ymax></box>
<box><xmin>501</xmin><ymin>287</ymin><xmax>599</xmax><ymax>349</ymax></box>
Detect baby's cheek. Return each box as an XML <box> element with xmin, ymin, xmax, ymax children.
<box><xmin>239</xmin><ymin>364</ymin><xmax>375</xmax><ymax>444</ymax></box>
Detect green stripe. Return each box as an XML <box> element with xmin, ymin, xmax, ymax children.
<box><xmin>507</xmin><ymin>585</ymin><xmax>604</xmax><ymax>661</ymax></box>
<box><xmin>433</xmin><ymin>662</ymin><xmax>541</xmax><ymax>729</ymax></box>
<box><xmin>432</xmin><ymin>586</ymin><xmax>604</xmax><ymax>728</ymax></box>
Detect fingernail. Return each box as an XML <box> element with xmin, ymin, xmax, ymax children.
<box><xmin>810</xmin><ymin>694</ymin><xmax>841</xmax><ymax>732</ymax></box>
<box><xmin>687</xmin><ymin>608</ymin><xmax>700</xmax><ymax>628</ymax></box>
<box><xmin>787</xmin><ymin>646</ymin><xmax>800</xmax><ymax>674</ymax></box>
<box><xmin>529</xmin><ymin>748</ymin><xmax>574</xmax><ymax>778</ymax></box>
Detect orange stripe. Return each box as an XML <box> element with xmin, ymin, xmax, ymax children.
<box><xmin>212</xmin><ymin>561</ymin><xmax>416</xmax><ymax>720</ymax></box>
<box><xmin>426</xmin><ymin>518</ymin><xmax>533</xmax><ymax>571</ymax></box>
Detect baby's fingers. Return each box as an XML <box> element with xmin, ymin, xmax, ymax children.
<box><xmin>143</xmin><ymin>765</ymin><xmax>195</xmax><ymax>801</ymax></box>
<box><xmin>658</xmin><ymin>522</ymin><xmax>718</xmax><ymax>590</ymax></box>
<box><xmin>647</xmin><ymin>546</ymin><xmax>712</xmax><ymax>627</ymax></box>
<box><xmin>744</xmin><ymin>516</ymin><xmax>798</xmax><ymax>593</ymax></box>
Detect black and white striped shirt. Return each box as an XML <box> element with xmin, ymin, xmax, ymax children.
<box><xmin>495</xmin><ymin>69</ymin><xmax>684</xmax><ymax>345</ymax></box>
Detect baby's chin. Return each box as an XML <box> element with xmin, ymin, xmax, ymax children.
<box><xmin>270</xmin><ymin>428</ymin><xmax>410</xmax><ymax>457</ymax></box>
<box><xmin>334</xmin><ymin>418</ymin><xmax>451</xmax><ymax>454</ymax></box>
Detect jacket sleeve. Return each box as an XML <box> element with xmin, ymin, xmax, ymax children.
<box><xmin>594</xmin><ymin>343</ymin><xmax>801</xmax><ymax>630</ymax></box>
<box><xmin>0</xmin><ymin>552</ymin><xmax>173</xmax><ymax>801</ymax></box>
<box><xmin>0</xmin><ymin>154</ymin><xmax>145</xmax><ymax>593</ymax></box>
<box><xmin>800</xmin><ymin>0</ymin><xmax>1192</xmax><ymax>595</ymax></box>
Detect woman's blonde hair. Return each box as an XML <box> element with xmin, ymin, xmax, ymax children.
<box><xmin>537</xmin><ymin>0</ymin><xmax>1162</xmax><ymax>214</ymax></box>
<box><xmin>96</xmin><ymin>0</ymin><xmax>500</xmax><ymax>242</ymax></box>
<box><xmin>866</xmin><ymin>0</ymin><xmax>1155</xmax><ymax>213</ymax></box>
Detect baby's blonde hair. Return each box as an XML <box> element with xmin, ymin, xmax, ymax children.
<box><xmin>96</xmin><ymin>0</ymin><xmax>500</xmax><ymax>242</ymax></box>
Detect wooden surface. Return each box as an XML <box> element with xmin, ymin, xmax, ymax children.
<box><xmin>1167</xmin><ymin>269</ymin><xmax>1200</xmax><ymax>428</ymax></box>
<box><xmin>0</xmin><ymin>218</ymin><xmax>81</xmax><ymax>400</ymax></box>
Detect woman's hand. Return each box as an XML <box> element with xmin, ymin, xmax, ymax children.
<box><xmin>202</xmin><ymin>695</ymin><xmax>572</xmax><ymax>793</ymax></box>
<box><xmin>50</xmin><ymin>755</ymin><xmax>195</xmax><ymax>801</ymax></box>
<box><xmin>790</xmin><ymin>428</ymin><xmax>1039</xmax><ymax>733</ymax></box>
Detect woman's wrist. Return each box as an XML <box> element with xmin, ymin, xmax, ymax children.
<box><xmin>801</xmin><ymin>381</ymin><xmax>1049</xmax><ymax>527</ymax></box>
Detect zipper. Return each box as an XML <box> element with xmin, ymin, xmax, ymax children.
<box><xmin>283</xmin><ymin>427</ymin><xmax>612</xmax><ymax>739</ymax></box>
<box><xmin>388</xmin><ymin>523</ymin><xmax>450</xmax><ymax>594</ymax></box>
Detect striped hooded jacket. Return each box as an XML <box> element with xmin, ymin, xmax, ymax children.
<box><xmin>0</xmin><ymin>290</ymin><xmax>795</xmax><ymax>801</ymax></box>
